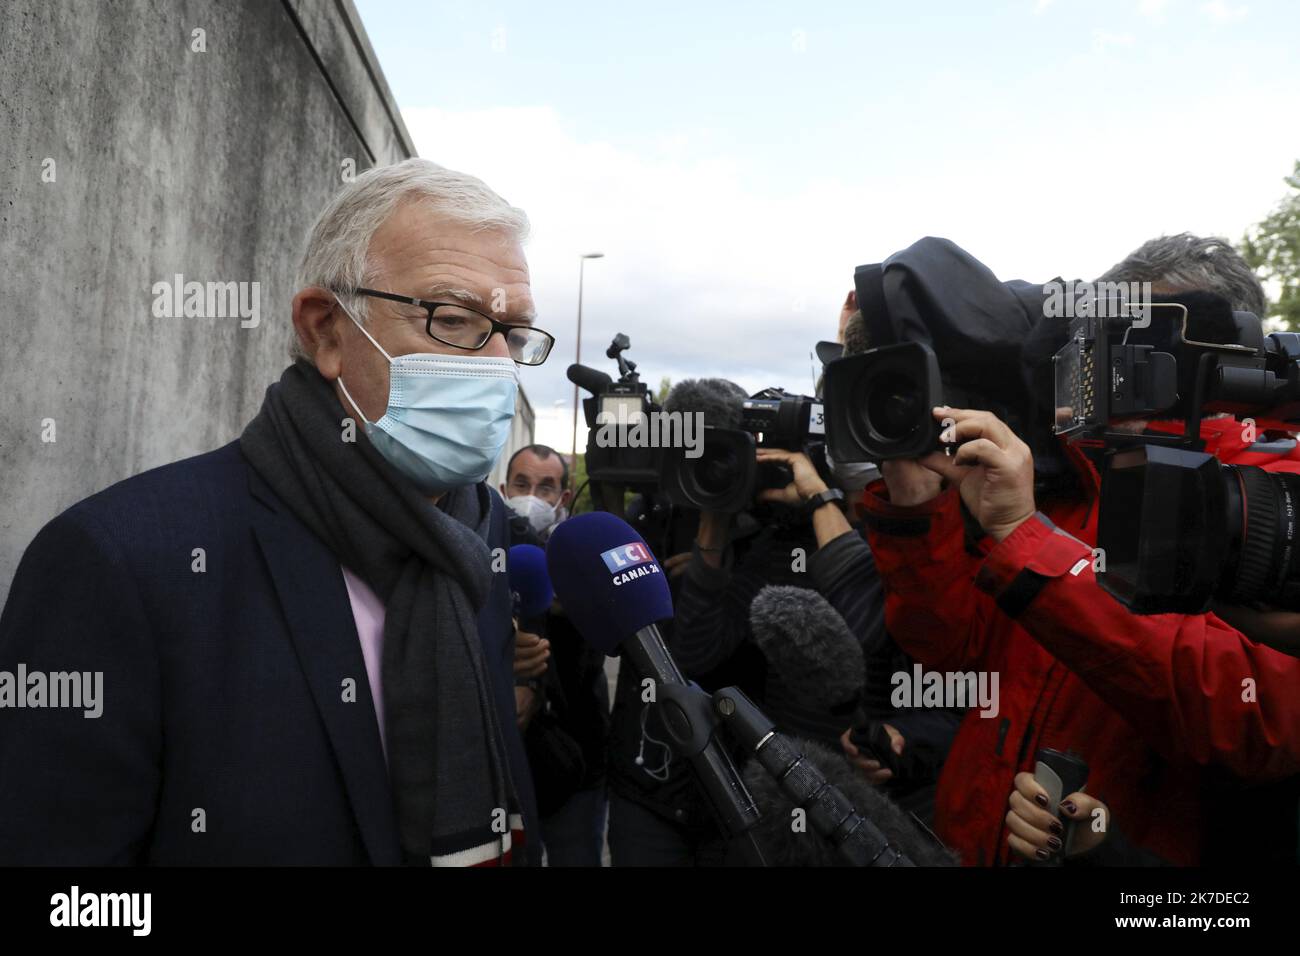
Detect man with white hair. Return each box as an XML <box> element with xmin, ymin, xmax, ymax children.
<box><xmin>0</xmin><ymin>159</ymin><xmax>550</xmax><ymax>866</ymax></box>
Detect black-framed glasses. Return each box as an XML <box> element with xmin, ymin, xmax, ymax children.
<box><xmin>342</xmin><ymin>287</ymin><xmax>555</xmax><ymax>366</ymax></box>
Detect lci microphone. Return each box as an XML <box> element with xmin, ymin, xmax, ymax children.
<box><xmin>546</xmin><ymin>512</ymin><xmax>762</xmax><ymax>848</ymax></box>
<box><xmin>507</xmin><ymin>544</ymin><xmax>553</xmax><ymax>636</ymax></box>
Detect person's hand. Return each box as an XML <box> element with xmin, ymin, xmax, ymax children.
<box><xmin>513</xmin><ymin>626</ymin><xmax>549</xmax><ymax>679</ymax></box>
<box><xmin>1006</xmin><ymin>771</ymin><xmax>1108</xmax><ymax>861</ymax></box>
<box><xmin>880</xmin><ymin>459</ymin><xmax>944</xmax><ymax>507</ymax></box>
<box><xmin>919</xmin><ymin>406</ymin><xmax>1036</xmax><ymax>542</ymax></box>
<box><xmin>755</xmin><ymin>448</ymin><xmax>827</xmax><ymax>507</ymax></box>
<box><xmin>840</xmin><ymin>725</ymin><xmax>904</xmax><ymax>785</ymax></box>
<box><xmin>514</xmin><ymin>686</ymin><xmax>541</xmax><ymax>731</ymax></box>
<box><xmin>663</xmin><ymin>552</ymin><xmax>693</xmax><ymax>579</ymax></box>
<box><xmin>1212</xmin><ymin>602</ymin><xmax>1300</xmax><ymax>658</ymax></box>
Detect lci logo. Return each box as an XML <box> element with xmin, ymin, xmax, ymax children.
<box><xmin>600</xmin><ymin>542</ymin><xmax>654</xmax><ymax>572</ymax></box>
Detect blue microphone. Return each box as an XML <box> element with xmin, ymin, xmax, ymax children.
<box><xmin>545</xmin><ymin>512</ymin><xmax>673</xmax><ymax>654</ymax></box>
<box><xmin>508</xmin><ymin>544</ymin><xmax>553</xmax><ymax>635</ymax></box>
<box><xmin>547</xmin><ymin>512</ymin><xmax>761</xmax><ymax>845</ymax></box>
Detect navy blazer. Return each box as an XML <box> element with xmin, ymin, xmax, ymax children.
<box><xmin>0</xmin><ymin>441</ymin><xmax>539</xmax><ymax>865</ymax></box>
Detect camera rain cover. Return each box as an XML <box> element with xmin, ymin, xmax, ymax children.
<box><xmin>833</xmin><ymin>238</ymin><xmax>1052</xmax><ymax>461</ymax></box>
<box><xmin>865</xmin><ymin>238</ymin><xmax>1044</xmax><ymax>383</ymax></box>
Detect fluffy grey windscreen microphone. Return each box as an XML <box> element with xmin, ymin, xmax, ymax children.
<box><xmin>749</xmin><ymin>586</ymin><xmax>865</xmax><ymax>711</ymax></box>
<box><xmin>742</xmin><ymin>737</ymin><xmax>959</xmax><ymax>866</ymax></box>
<box><xmin>663</xmin><ymin>378</ymin><xmax>748</xmax><ymax>431</ymax></box>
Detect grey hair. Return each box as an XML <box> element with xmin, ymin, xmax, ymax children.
<box><xmin>1096</xmin><ymin>232</ymin><xmax>1267</xmax><ymax>317</ymax></box>
<box><xmin>291</xmin><ymin>158</ymin><xmax>530</xmax><ymax>358</ymax></box>
<box><xmin>841</xmin><ymin>309</ymin><xmax>870</xmax><ymax>356</ymax></box>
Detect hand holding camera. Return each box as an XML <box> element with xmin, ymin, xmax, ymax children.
<box><xmin>884</xmin><ymin>406</ymin><xmax>1037</xmax><ymax>543</ymax></box>
<box><xmin>754</xmin><ymin>448</ymin><xmax>828</xmax><ymax>506</ymax></box>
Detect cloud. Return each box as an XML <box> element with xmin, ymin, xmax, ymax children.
<box><xmin>1201</xmin><ymin>0</ymin><xmax>1248</xmax><ymax>22</ymax></box>
<box><xmin>400</xmin><ymin>95</ymin><xmax>1299</xmax><ymax>417</ymax></box>
<box><xmin>403</xmin><ymin>105</ymin><xmax>845</xmax><ymax>406</ymax></box>
<box><xmin>1091</xmin><ymin>29</ymin><xmax>1137</xmax><ymax>53</ymax></box>
<box><xmin>1137</xmin><ymin>0</ymin><xmax>1174</xmax><ymax>22</ymax></box>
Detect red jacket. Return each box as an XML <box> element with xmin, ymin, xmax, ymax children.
<box><xmin>858</xmin><ymin>417</ymin><xmax>1300</xmax><ymax>865</ymax></box>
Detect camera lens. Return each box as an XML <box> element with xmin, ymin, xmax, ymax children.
<box><xmin>694</xmin><ymin>443</ymin><xmax>740</xmax><ymax>496</ymax></box>
<box><xmin>864</xmin><ymin>371</ymin><xmax>923</xmax><ymax>443</ymax></box>
<box><xmin>1222</xmin><ymin>465</ymin><xmax>1300</xmax><ymax>607</ymax></box>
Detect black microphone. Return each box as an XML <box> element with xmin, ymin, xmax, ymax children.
<box><xmin>740</xmin><ymin>734</ymin><xmax>957</xmax><ymax>866</ymax></box>
<box><xmin>566</xmin><ymin>363</ymin><xmax>614</xmax><ymax>396</ymax></box>
<box><xmin>748</xmin><ymin>586</ymin><xmax>906</xmax><ymax>773</ymax></box>
<box><xmin>715</xmin><ymin>687</ymin><xmax>932</xmax><ymax>867</ymax></box>
<box><xmin>1032</xmin><ymin>748</ymin><xmax>1090</xmax><ymax>867</ymax></box>
<box><xmin>546</xmin><ymin>512</ymin><xmax>763</xmax><ymax>847</ymax></box>
<box><xmin>662</xmin><ymin>377</ymin><xmax>748</xmax><ymax>429</ymax></box>
<box><xmin>749</xmin><ymin>586</ymin><xmax>865</xmax><ymax>744</ymax></box>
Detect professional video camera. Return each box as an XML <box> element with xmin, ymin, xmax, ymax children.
<box><xmin>568</xmin><ymin>333</ymin><xmax>663</xmax><ymax>491</ymax></box>
<box><xmin>1051</xmin><ymin>292</ymin><xmax>1300</xmax><ymax>613</ymax></box>
<box><xmin>660</xmin><ymin>387</ymin><xmax>826</xmax><ymax>513</ymax></box>
<box><xmin>569</xmin><ymin>335</ymin><xmax>691</xmax><ymax>557</ymax></box>
<box><xmin>821</xmin><ymin>239</ymin><xmax>1049</xmax><ymax>468</ymax></box>
<box><xmin>572</xmin><ymin>339</ymin><xmax>828</xmax><ymax>514</ymax></box>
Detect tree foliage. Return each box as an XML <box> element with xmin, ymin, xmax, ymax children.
<box><xmin>1243</xmin><ymin>160</ymin><xmax>1300</xmax><ymax>329</ymax></box>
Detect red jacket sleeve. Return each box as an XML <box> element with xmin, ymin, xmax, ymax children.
<box><xmin>976</xmin><ymin>512</ymin><xmax>1300</xmax><ymax>780</ymax></box>
<box><xmin>859</xmin><ymin>483</ymin><xmax>998</xmax><ymax>673</ymax></box>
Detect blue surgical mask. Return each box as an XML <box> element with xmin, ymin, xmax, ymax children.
<box><xmin>336</xmin><ymin>303</ymin><xmax>519</xmax><ymax>496</ymax></box>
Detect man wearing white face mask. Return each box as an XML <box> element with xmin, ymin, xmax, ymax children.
<box><xmin>500</xmin><ymin>444</ymin><xmax>572</xmax><ymax>542</ymax></box>
<box><xmin>0</xmin><ymin>159</ymin><xmax>547</xmax><ymax>867</ymax></box>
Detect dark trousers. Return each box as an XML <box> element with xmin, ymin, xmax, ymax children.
<box><xmin>607</xmin><ymin>792</ymin><xmax>729</xmax><ymax>866</ymax></box>
<box><xmin>541</xmin><ymin>786</ymin><xmax>607</xmax><ymax>867</ymax></box>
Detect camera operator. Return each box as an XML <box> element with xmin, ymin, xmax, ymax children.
<box><xmin>856</xmin><ymin>238</ymin><xmax>1300</xmax><ymax>865</ymax></box>
<box><xmin>872</xmin><ymin>402</ymin><xmax>1300</xmax><ymax>865</ymax></box>
<box><xmin>502</xmin><ymin>444</ymin><xmax>609</xmax><ymax>866</ymax></box>
<box><xmin>1097</xmin><ymin>234</ymin><xmax>1300</xmax><ymax>661</ymax></box>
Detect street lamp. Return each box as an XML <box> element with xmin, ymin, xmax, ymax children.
<box><xmin>570</xmin><ymin>252</ymin><xmax>605</xmax><ymax>490</ymax></box>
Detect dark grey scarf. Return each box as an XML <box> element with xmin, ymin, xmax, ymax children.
<box><xmin>240</xmin><ymin>359</ymin><xmax>519</xmax><ymax>865</ymax></box>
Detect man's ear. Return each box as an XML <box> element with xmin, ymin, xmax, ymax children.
<box><xmin>499</xmin><ymin>483</ymin><xmax>509</xmax><ymax>499</ymax></box>
<box><xmin>293</xmin><ymin>287</ymin><xmax>345</xmax><ymax>380</ymax></box>
<box><xmin>559</xmin><ymin>489</ymin><xmax>573</xmax><ymax>509</ymax></box>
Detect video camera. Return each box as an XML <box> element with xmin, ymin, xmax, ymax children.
<box><xmin>820</xmin><ymin>244</ymin><xmax>1048</xmax><ymax>469</ymax></box>
<box><xmin>1051</xmin><ymin>294</ymin><xmax>1300</xmax><ymax>613</ymax></box>
<box><xmin>569</xmin><ymin>333</ymin><xmax>663</xmax><ymax>491</ymax></box>
<box><xmin>569</xmin><ymin>337</ymin><xmax>827</xmax><ymax>517</ymax></box>
<box><xmin>660</xmin><ymin>388</ymin><xmax>827</xmax><ymax>513</ymax></box>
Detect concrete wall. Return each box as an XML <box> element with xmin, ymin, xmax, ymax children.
<box><xmin>0</xmin><ymin>0</ymin><xmax>531</xmax><ymax>604</ymax></box>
